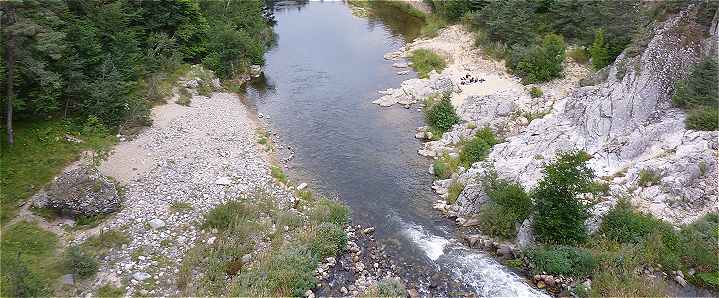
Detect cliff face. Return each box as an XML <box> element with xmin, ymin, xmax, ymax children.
<box><xmin>455</xmin><ymin>6</ymin><xmax>718</xmax><ymax>225</ymax></box>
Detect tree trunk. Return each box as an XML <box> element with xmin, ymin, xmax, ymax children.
<box><xmin>3</xmin><ymin>3</ymin><xmax>17</xmax><ymax>145</ymax></box>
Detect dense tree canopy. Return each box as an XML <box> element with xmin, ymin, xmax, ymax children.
<box><xmin>1</xmin><ymin>0</ymin><xmax>274</xmax><ymax>140</ymax></box>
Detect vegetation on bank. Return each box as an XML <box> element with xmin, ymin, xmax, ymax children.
<box><xmin>423</xmin><ymin>93</ymin><xmax>460</xmax><ymax>137</ymax></box>
<box><xmin>463</xmin><ymin>149</ymin><xmax>719</xmax><ymax>294</ymax></box>
<box><xmin>409</xmin><ymin>49</ymin><xmax>447</xmax><ymax>79</ymax></box>
<box><xmin>673</xmin><ymin>58</ymin><xmax>719</xmax><ymax>131</ymax></box>
<box><xmin>179</xmin><ymin>191</ymin><xmax>351</xmax><ymax>296</ymax></box>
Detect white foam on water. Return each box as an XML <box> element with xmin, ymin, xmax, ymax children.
<box><xmin>401</xmin><ymin>222</ymin><xmax>450</xmax><ymax>261</ymax></box>
<box><xmin>443</xmin><ymin>247</ymin><xmax>550</xmax><ymax>298</ymax></box>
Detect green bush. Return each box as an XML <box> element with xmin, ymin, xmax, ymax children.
<box><xmin>420</xmin><ymin>15</ymin><xmax>448</xmax><ymax>38</ymax></box>
<box><xmin>568</xmin><ymin>48</ymin><xmax>590</xmax><ymax>64</ymax></box>
<box><xmin>637</xmin><ymin>169</ymin><xmax>661</xmax><ymax>187</ymax></box>
<box><xmin>424</xmin><ymin>95</ymin><xmax>461</xmax><ymax>133</ymax></box>
<box><xmin>508</xmin><ymin>34</ymin><xmax>566</xmax><ymax>84</ymax></box>
<box><xmin>447</xmin><ymin>181</ymin><xmax>464</xmax><ymax>204</ymax></box>
<box><xmin>409</xmin><ymin>49</ymin><xmax>447</xmax><ymax>79</ymax></box>
<box><xmin>310</xmin><ymin>223</ymin><xmax>348</xmax><ymax>258</ymax></box>
<box><xmin>459</xmin><ymin>127</ymin><xmax>498</xmax><ymax>166</ymax></box>
<box><xmin>590</xmin><ymin>29</ymin><xmax>611</xmax><ymax>70</ymax></box>
<box><xmin>526</xmin><ymin>245</ymin><xmax>596</xmax><ymax>277</ymax></box>
<box><xmin>483</xmin><ymin>174</ymin><xmax>533</xmax><ymax>221</ymax></box>
<box><xmin>478</xmin><ymin>203</ymin><xmax>521</xmax><ymax>239</ymax></box>
<box><xmin>599</xmin><ymin>199</ymin><xmax>660</xmax><ymax>244</ymax></box>
<box><xmin>529</xmin><ymin>87</ymin><xmax>543</xmax><ymax>98</ymax></box>
<box><xmin>64</xmin><ymin>247</ymin><xmax>99</xmax><ymax>278</ymax></box>
<box><xmin>533</xmin><ymin>150</ymin><xmax>594</xmax><ymax>245</ymax></box>
<box><xmin>308</xmin><ymin>198</ymin><xmax>350</xmax><ymax>226</ymax></box>
<box><xmin>673</xmin><ymin>58</ymin><xmax>719</xmax><ymax>131</ymax></box>
<box><xmin>176</xmin><ymin>87</ymin><xmax>192</xmax><ymax>106</ymax></box>
<box><xmin>231</xmin><ymin>246</ymin><xmax>318</xmax><ymax>297</ymax></box>
<box><xmin>202</xmin><ymin>201</ymin><xmax>250</xmax><ymax>231</ymax></box>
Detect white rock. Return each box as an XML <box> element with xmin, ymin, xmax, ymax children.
<box><xmin>133</xmin><ymin>272</ymin><xmax>151</xmax><ymax>281</ymax></box>
<box><xmin>297</xmin><ymin>182</ymin><xmax>308</xmax><ymax>191</ymax></box>
<box><xmin>215</xmin><ymin>177</ymin><xmax>232</xmax><ymax>185</ymax></box>
<box><xmin>148</xmin><ymin>219</ymin><xmax>166</xmax><ymax>230</ymax></box>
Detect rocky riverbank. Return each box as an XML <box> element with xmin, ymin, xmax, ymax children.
<box><xmin>25</xmin><ymin>66</ymin><xmax>405</xmax><ymax>297</ymax></box>
<box><xmin>375</xmin><ymin>6</ymin><xmax>718</xmax><ymax>296</ymax></box>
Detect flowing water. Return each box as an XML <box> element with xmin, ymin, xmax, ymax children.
<box><xmin>244</xmin><ymin>2</ymin><xmax>547</xmax><ymax>296</ymax></box>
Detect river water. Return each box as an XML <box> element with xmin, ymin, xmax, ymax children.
<box><xmin>244</xmin><ymin>1</ymin><xmax>546</xmax><ymax>296</ymax></box>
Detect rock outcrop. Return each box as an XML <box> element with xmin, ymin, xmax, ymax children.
<box><xmin>32</xmin><ymin>167</ymin><xmax>121</xmax><ymax>216</ymax></box>
<box><xmin>454</xmin><ymin>7</ymin><xmax>718</xmax><ymax>225</ymax></box>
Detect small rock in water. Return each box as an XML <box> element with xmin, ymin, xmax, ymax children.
<box><xmin>133</xmin><ymin>272</ymin><xmax>151</xmax><ymax>281</ymax></box>
<box><xmin>675</xmin><ymin>275</ymin><xmax>688</xmax><ymax>287</ymax></box>
<box><xmin>392</xmin><ymin>62</ymin><xmax>409</xmax><ymax>68</ymax></box>
<box><xmin>397</xmin><ymin>70</ymin><xmax>409</xmax><ymax>75</ymax></box>
<box><xmin>148</xmin><ymin>218</ymin><xmax>166</xmax><ymax>230</ymax></box>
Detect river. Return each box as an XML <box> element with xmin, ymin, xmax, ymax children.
<box><xmin>243</xmin><ymin>1</ymin><xmax>546</xmax><ymax>296</ymax></box>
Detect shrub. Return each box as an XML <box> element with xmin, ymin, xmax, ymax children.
<box><xmin>637</xmin><ymin>169</ymin><xmax>661</xmax><ymax>187</ymax></box>
<box><xmin>409</xmin><ymin>49</ymin><xmax>447</xmax><ymax>79</ymax></box>
<box><xmin>526</xmin><ymin>245</ymin><xmax>596</xmax><ymax>277</ymax></box>
<box><xmin>590</xmin><ymin>29</ymin><xmax>610</xmax><ymax>70</ymax></box>
<box><xmin>202</xmin><ymin>201</ymin><xmax>250</xmax><ymax>231</ymax></box>
<box><xmin>231</xmin><ymin>246</ymin><xmax>318</xmax><ymax>297</ymax></box>
<box><xmin>533</xmin><ymin>150</ymin><xmax>594</xmax><ymax>245</ymax></box>
<box><xmin>433</xmin><ymin>153</ymin><xmax>460</xmax><ymax>179</ymax></box>
<box><xmin>459</xmin><ymin>127</ymin><xmax>498</xmax><ymax>167</ymax></box>
<box><xmin>508</xmin><ymin>34</ymin><xmax>566</xmax><ymax>84</ymax></box>
<box><xmin>309</xmin><ymin>223</ymin><xmax>348</xmax><ymax>258</ymax></box>
<box><xmin>308</xmin><ymin>198</ymin><xmax>349</xmax><ymax>226</ymax></box>
<box><xmin>673</xmin><ymin>58</ymin><xmax>719</xmax><ymax>131</ymax></box>
<box><xmin>176</xmin><ymin>87</ymin><xmax>192</xmax><ymax>106</ymax></box>
<box><xmin>362</xmin><ymin>278</ymin><xmax>406</xmax><ymax>297</ymax></box>
<box><xmin>424</xmin><ymin>95</ymin><xmax>460</xmax><ymax>133</ymax></box>
<box><xmin>420</xmin><ymin>15</ymin><xmax>448</xmax><ymax>38</ymax></box>
<box><xmin>529</xmin><ymin>87</ymin><xmax>543</xmax><ymax>98</ymax></box>
<box><xmin>568</xmin><ymin>48</ymin><xmax>589</xmax><ymax>64</ymax></box>
<box><xmin>447</xmin><ymin>181</ymin><xmax>464</xmax><ymax>204</ymax></box>
<box><xmin>478</xmin><ymin>203</ymin><xmax>521</xmax><ymax>239</ymax></box>
<box><xmin>64</xmin><ymin>247</ymin><xmax>98</xmax><ymax>278</ymax></box>
<box><xmin>483</xmin><ymin>174</ymin><xmax>533</xmax><ymax>221</ymax></box>
<box><xmin>599</xmin><ymin>199</ymin><xmax>659</xmax><ymax>244</ymax></box>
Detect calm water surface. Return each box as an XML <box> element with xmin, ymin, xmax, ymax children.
<box><xmin>244</xmin><ymin>2</ymin><xmax>546</xmax><ymax>296</ymax></box>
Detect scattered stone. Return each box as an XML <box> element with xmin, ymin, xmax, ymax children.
<box><xmin>215</xmin><ymin>177</ymin><xmax>232</xmax><ymax>185</ymax></box>
<box><xmin>242</xmin><ymin>254</ymin><xmax>253</xmax><ymax>264</ymax></box>
<box><xmin>64</xmin><ymin>135</ymin><xmax>84</xmax><ymax>143</ymax></box>
<box><xmin>148</xmin><ymin>218</ymin><xmax>166</xmax><ymax>230</ymax></box>
<box><xmin>297</xmin><ymin>182</ymin><xmax>308</xmax><ymax>190</ymax></box>
<box><xmin>674</xmin><ymin>275</ymin><xmax>688</xmax><ymax>287</ymax></box>
<box><xmin>133</xmin><ymin>272</ymin><xmax>151</xmax><ymax>281</ymax></box>
<box><xmin>392</xmin><ymin>62</ymin><xmax>409</xmax><ymax>68</ymax></box>
<box><xmin>362</xmin><ymin>227</ymin><xmax>375</xmax><ymax>235</ymax></box>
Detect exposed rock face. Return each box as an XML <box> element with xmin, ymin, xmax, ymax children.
<box><xmin>32</xmin><ymin>167</ymin><xmax>120</xmax><ymax>216</ymax></box>
<box><xmin>372</xmin><ymin>70</ymin><xmax>456</xmax><ymax>107</ymax></box>
<box><xmin>456</xmin><ymin>7</ymin><xmax>718</xmax><ymax>225</ymax></box>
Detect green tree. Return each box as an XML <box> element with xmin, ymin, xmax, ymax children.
<box><xmin>510</xmin><ymin>33</ymin><xmax>566</xmax><ymax>83</ymax></box>
<box><xmin>590</xmin><ymin>29</ymin><xmax>610</xmax><ymax>70</ymax></box>
<box><xmin>533</xmin><ymin>150</ymin><xmax>594</xmax><ymax>245</ymax></box>
<box><xmin>673</xmin><ymin>58</ymin><xmax>719</xmax><ymax>131</ymax></box>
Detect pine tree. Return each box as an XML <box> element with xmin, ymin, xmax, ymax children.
<box><xmin>590</xmin><ymin>29</ymin><xmax>610</xmax><ymax>70</ymax></box>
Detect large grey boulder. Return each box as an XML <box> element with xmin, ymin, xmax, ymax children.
<box><xmin>32</xmin><ymin>167</ymin><xmax>121</xmax><ymax>217</ymax></box>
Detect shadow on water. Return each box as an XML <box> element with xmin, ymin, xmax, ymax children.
<box><xmin>243</xmin><ymin>1</ymin><xmax>547</xmax><ymax>296</ymax></box>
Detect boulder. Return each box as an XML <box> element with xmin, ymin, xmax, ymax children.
<box><xmin>32</xmin><ymin>167</ymin><xmax>120</xmax><ymax>217</ymax></box>
<box><xmin>148</xmin><ymin>218</ymin><xmax>166</xmax><ymax>230</ymax></box>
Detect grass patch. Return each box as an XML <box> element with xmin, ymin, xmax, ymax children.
<box><xmin>169</xmin><ymin>201</ymin><xmax>193</xmax><ymax>212</ymax></box>
<box><xmin>409</xmin><ymin>49</ymin><xmax>447</xmax><ymax>79</ymax></box>
<box><xmin>432</xmin><ymin>153</ymin><xmax>460</xmax><ymax>179</ymax></box>
<box><xmin>568</xmin><ymin>47</ymin><xmax>590</xmax><ymax>64</ymax></box>
<box><xmin>637</xmin><ymin>169</ymin><xmax>661</xmax><ymax>187</ymax></box>
<box><xmin>420</xmin><ymin>15</ymin><xmax>448</xmax><ymax>38</ymax></box>
<box><xmin>424</xmin><ymin>93</ymin><xmax>460</xmax><ymax>136</ymax></box>
<box><xmin>81</xmin><ymin>229</ymin><xmax>130</xmax><ymax>258</ymax></box>
<box><xmin>270</xmin><ymin>165</ymin><xmax>288</xmax><ymax>185</ymax></box>
<box><xmin>529</xmin><ymin>86</ymin><xmax>543</xmax><ymax>98</ymax></box>
<box><xmin>308</xmin><ymin>198</ymin><xmax>350</xmax><ymax>226</ymax></box>
<box><xmin>308</xmin><ymin>223</ymin><xmax>347</xmax><ymax>258</ymax></box>
<box><xmin>1</xmin><ymin>221</ymin><xmax>61</xmax><ymax>297</ymax></box>
<box><xmin>96</xmin><ymin>284</ymin><xmax>125</xmax><ymax>297</ymax></box>
<box><xmin>230</xmin><ymin>245</ymin><xmax>318</xmax><ymax>297</ymax></box>
<box><xmin>0</xmin><ymin>120</ymin><xmax>115</xmax><ymax>224</ymax></box>
<box><xmin>64</xmin><ymin>246</ymin><xmax>99</xmax><ymax>279</ymax></box>
<box><xmin>362</xmin><ymin>278</ymin><xmax>406</xmax><ymax>297</ymax></box>
<box><xmin>447</xmin><ymin>181</ymin><xmax>464</xmax><ymax>205</ymax></box>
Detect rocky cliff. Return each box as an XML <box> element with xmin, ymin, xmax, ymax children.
<box><xmin>445</xmin><ymin>6</ymin><xmax>718</xmax><ymax>226</ymax></box>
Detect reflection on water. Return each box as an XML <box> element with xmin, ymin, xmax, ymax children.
<box><xmin>244</xmin><ymin>1</ymin><xmax>545</xmax><ymax>296</ymax></box>
<box><xmin>348</xmin><ymin>1</ymin><xmax>425</xmax><ymax>42</ymax></box>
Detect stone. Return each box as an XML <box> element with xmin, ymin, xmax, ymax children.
<box><xmin>215</xmin><ymin>177</ymin><xmax>232</xmax><ymax>185</ymax></box>
<box><xmin>296</xmin><ymin>183</ymin><xmax>308</xmax><ymax>190</ymax></box>
<box><xmin>362</xmin><ymin>227</ymin><xmax>375</xmax><ymax>235</ymax></box>
<box><xmin>516</xmin><ymin>218</ymin><xmax>535</xmax><ymax>249</ymax></box>
<box><xmin>133</xmin><ymin>272</ymin><xmax>151</xmax><ymax>281</ymax></box>
<box><xmin>148</xmin><ymin>218</ymin><xmax>166</xmax><ymax>230</ymax></box>
<box><xmin>674</xmin><ymin>275</ymin><xmax>688</xmax><ymax>287</ymax></box>
<box><xmin>31</xmin><ymin>167</ymin><xmax>120</xmax><ymax>217</ymax></box>
<box><xmin>415</xmin><ymin>132</ymin><xmax>425</xmax><ymax>139</ymax></box>
<box><xmin>207</xmin><ymin>236</ymin><xmax>216</xmax><ymax>245</ymax></box>
<box><xmin>249</xmin><ymin>65</ymin><xmax>262</xmax><ymax>77</ymax></box>
<box><xmin>397</xmin><ymin>70</ymin><xmax>410</xmax><ymax>75</ymax></box>
<box><xmin>496</xmin><ymin>244</ymin><xmax>514</xmax><ymax>259</ymax></box>
<box><xmin>392</xmin><ymin>62</ymin><xmax>409</xmax><ymax>68</ymax></box>
<box><xmin>64</xmin><ymin>135</ymin><xmax>84</xmax><ymax>143</ymax></box>
<box><xmin>461</xmin><ymin>218</ymin><xmax>481</xmax><ymax>227</ymax></box>
<box><xmin>408</xmin><ymin>288</ymin><xmax>420</xmax><ymax>298</ymax></box>
<box><xmin>62</xmin><ymin>274</ymin><xmax>74</xmax><ymax>285</ymax></box>
<box><xmin>537</xmin><ymin>281</ymin><xmax>546</xmax><ymax>289</ymax></box>
<box><xmin>340</xmin><ymin>287</ymin><xmax>348</xmax><ymax>294</ymax></box>
<box><xmin>184</xmin><ymin>80</ymin><xmax>199</xmax><ymax>89</ymax></box>
<box><xmin>304</xmin><ymin>289</ymin><xmax>315</xmax><ymax>298</ymax></box>
<box><xmin>240</xmin><ymin>253</ymin><xmax>252</xmax><ymax>265</ymax></box>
